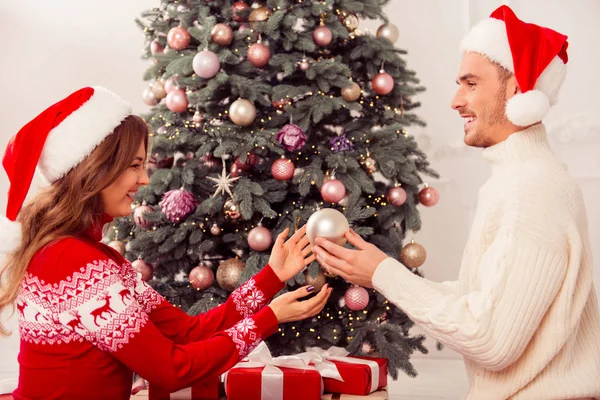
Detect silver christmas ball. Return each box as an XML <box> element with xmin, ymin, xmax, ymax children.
<box><xmin>306</xmin><ymin>208</ymin><xmax>349</xmax><ymax>246</ymax></box>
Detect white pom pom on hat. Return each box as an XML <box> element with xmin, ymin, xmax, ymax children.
<box><xmin>460</xmin><ymin>5</ymin><xmax>569</xmax><ymax>127</ymax></box>
<box><xmin>1</xmin><ymin>86</ymin><xmax>131</xmax><ymax>254</ymax></box>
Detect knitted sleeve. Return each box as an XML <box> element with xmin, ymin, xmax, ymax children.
<box><xmin>372</xmin><ymin>210</ymin><xmax>568</xmax><ymax>371</ymax></box>
<box><xmin>140</xmin><ymin>265</ymin><xmax>284</xmax><ymax>344</ymax></box>
<box><xmin>47</xmin><ymin>241</ymin><xmax>279</xmax><ymax>392</ymax></box>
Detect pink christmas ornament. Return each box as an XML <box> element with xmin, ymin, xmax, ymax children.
<box><xmin>159</xmin><ymin>188</ymin><xmax>199</xmax><ymax>222</ymax></box>
<box><xmin>321</xmin><ymin>179</ymin><xmax>346</xmax><ymax>204</ymax></box>
<box><xmin>132</xmin><ymin>259</ymin><xmax>153</xmax><ymax>282</ymax></box>
<box><xmin>134</xmin><ymin>203</ymin><xmax>154</xmax><ymax>228</ymax></box>
<box><xmin>344</xmin><ymin>286</ymin><xmax>369</xmax><ymax>311</ymax></box>
<box><xmin>313</xmin><ymin>26</ymin><xmax>333</xmax><ymax>46</ymax></box>
<box><xmin>164</xmin><ymin>77</ymin><xmax>178</xmax><ymax>93</ymax></box>
<box><xmin>166</xmin><ymin>89</ymin><xmax>188</xmax><ymax>113</ymax></box>
<box><xmin>248</xmin><ymin>225</ymin><xmax>272</xmax><ymax>251</ymax></box>
<box><xmin>372</xmin><ymin>71</ymin><xmax>394</xmax><ymax>95</ymax></box>
<box><xmin>193</xmin><ymin>50</ymin><xmax>221</xmax><ymax>79</ymax></box>
<box><xmin>387</xmin><ymin>186</ymin><xmax>407</xmax><ymax>207</ymax></box>
<box><xmin>150</xmin><ymin>40</ymin><xmax>164</xmax><ymax>55</ymax></box>
<box><xmin>167</xmin><ymin>26</ymin><xmax>191</xmax><ymax>50</ymax></box>
<box><xmin>189</xmin><ymin>264</ymin><xmax>214</xmax><ymax>290</ymax></box>
<box><xmin>271</xmin><ymin>157</ymin><xmax>295</xmax><ymax>181</ymax></box>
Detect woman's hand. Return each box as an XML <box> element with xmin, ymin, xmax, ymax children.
<box><xmin>268</xmin><ymin>284</ymin><xmax>332</xmax><ymax>323</ymax></box>
<box><xmin>269</xmin><ymin>225</ymin><xmax>315</xmax><ymax>283</ymax></box>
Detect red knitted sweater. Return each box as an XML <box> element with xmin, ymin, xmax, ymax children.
<box><xmin>13</xmin><ymin>218</ymin><xmax>283</xmax><ymax>400</ymax></box>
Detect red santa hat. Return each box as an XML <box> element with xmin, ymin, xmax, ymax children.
<box><xmin>460</xmin><ymin>5</ymin><xmax>569</xmax><ymax>126</ymax></box>
<box><xmin>1</xmin><ymin>86</ymin><xmax>132</xmax><ymax>253</ymax></box>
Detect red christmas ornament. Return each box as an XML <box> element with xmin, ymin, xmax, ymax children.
<box><xmin>189</xmin><ymin>264</ymin><xmax>214</xmax><ymax>290</ymax></box>
<box><xmin>419</xmin><ymin>186</ymin><xmax>439</xmax><ymax>207</ymax></box>
<box><xmin>232</xmin><ymin>2</ymin><xmax>250</xmax><ymax>22</ymax></box>
<box><xmin>271</xmin><ymin>157</ymin><xmax>295</xmax><ymax>181</ymax></box>
<box><xmin>344</xmin><ymin>286</ymin><xmax>369</xmax><ymax>311</ymax></box>
<box><xmin>132</xmin><ymin>258</ymin><xmax>153</xmax><ymax>282</ymax></box>
<box><xmin>248</xmin><ymin>225</ymin><xmax>273</xmax><ymax>251</ymax></box>
<box><xmin>387</xmin><ymin>186</ymin><xmax>407</xmax><ymax>207</ymax></box>
<box><xmin>247</xmin><ymin>43</ymin><xmax>271</xmax><ymax>67</ymax></box>
<box><xmin>272</xmin><ymin>98</ymin><xmax>290</xmax><ymax>109</ymax></box>
<box><xmin>167</xmin><ymin>26</ymin><xmax>191</xmax><ymax>50</ymax></box>
<box><xmin>166</xmin><ymin>89</ymin><xmax>188</xmax><ymax>113</ymax></box>
<box><xmin>372</xmin><ymin>71</ymin><xmax>394</xmax><ymax>95</ymax></box>
<box><xmin>199</xmin><ymin>154</ymin><xmax>220</xmax><ymax>170</ymax></box>
<box><xmin>321</xmin><ymin>178</ymin><xmax>346</xmax><ymax>203</ymax></box>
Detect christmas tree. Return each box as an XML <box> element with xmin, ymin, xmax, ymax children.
<box><xmin>111</xmin><ymin>0</ymin><xmax>440</xmax><ymax>379</ymax></box>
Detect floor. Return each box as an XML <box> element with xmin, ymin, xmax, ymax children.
<box><xmin>130</xmin><ymin>358</ymin><xmax>469</xmax><ymax>400</ymax></box>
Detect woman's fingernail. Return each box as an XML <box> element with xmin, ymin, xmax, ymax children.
<box><xmin>307</xmin><ymin>286</ymin><xmax>315</xmax><ymax>292</ymax></box>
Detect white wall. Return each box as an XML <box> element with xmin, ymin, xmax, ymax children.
<box><xmin>0</xmin><ymin>0</ymin><xmax>598</xmax><ymax>387</ymax></box>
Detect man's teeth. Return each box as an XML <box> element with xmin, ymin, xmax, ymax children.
<box><xmin>464</xmin><ymin>116</ymin><xmax>476</xmax><ymax>123</ymax></box>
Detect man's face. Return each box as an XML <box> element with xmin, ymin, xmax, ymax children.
<box><xmin>451</xmin><ymin>52</ymin><xmax>516</xmax><ymax>148</ymax></box>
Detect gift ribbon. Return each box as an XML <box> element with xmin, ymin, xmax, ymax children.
<box><xmin>303</xmin><ymin>347</ymin><xmax>380</xmax><ymax>394</ymax></box>
<box><xmin>223</xmin><ymin>342</ymin><xmax>346</xmax><ymax>400</ymax></box>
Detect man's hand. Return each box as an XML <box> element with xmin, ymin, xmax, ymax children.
<box><xmin>269</xmin><ymin>225</ymin><xmax>315</xmax><ymax>283</ymax></box>
<box><xmin>313</xmin><ymin>229</ymin><xmax>388</xmax><ymax>288</ymax></box>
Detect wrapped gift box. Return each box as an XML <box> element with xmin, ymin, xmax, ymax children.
<box><xmin>321</xmin><ymin>356</ymin><xmax>387</xmax><ymax>396</ymax></box>
<box><xmin>224</xmin><ymin>364</ymin><xmax>322</xmax><ymax>400</ymax></box>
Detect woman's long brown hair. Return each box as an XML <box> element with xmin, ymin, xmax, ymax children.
<box><xmin>0</xmin><ymin>115</ymin><xmax>149</xmax><ymax>335</ymax></box>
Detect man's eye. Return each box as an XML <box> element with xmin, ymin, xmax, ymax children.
<box><xmin>468</xmin><ymin>82</ymin><xmax>476</xmax><ymax>87</ymax></box>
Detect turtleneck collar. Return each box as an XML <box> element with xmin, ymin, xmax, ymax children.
<box><xmin>84</xmin><ymin>213</ymin><xmax>114</xmax><ymax>241</ymax></box>
<box><xmin>481</xmin><ymin>124</ymin><xmax>554</xmax><ymax>171</ymax></box>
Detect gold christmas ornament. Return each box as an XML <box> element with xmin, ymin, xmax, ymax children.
<box><xmin>342</xmin><ymin>13</ymin><xmax>359</xmax><ymax>32</ymax></box>
<box><xmin>360</xmin><ymin>155</ymin><xmax>377</xmax><ymax>174</ymax></box>
<box><xmin>210</xmin><ymin>23</ymin><xmax>234</xmax><ymax>46</ymax></box>
<box><xmin>107</xmin><ymin>240</ymin><xmax>126</xmax><ymax>255</ymax></box>
<box><xmin>229</xmin><ymin>98</ymin><xmax>257</xmax><ymax>126</ymax></box>
<box><xmin>376</xmin><ymin>23</ymin><xmax>400</xmax><ymax>44</ymax></box>
<box><xmin>400</xmin><ymin>241</ymin><xmax>427</xmax><ymax>269</ymax></box>
<box><xmin>305</xmin><ymin>270</ymin><xmax>327</xmax><ymax>292</ymax></box>
<box><xmin>341</xmin><ymin>81</ymin><xmax>361</xmax><ymax>102</ymax></box>
<box><xmin>217</xmin><ymin>257</ymin><xmax>245</xmax><ymax>291</ymax></box>
<box><xmin>249</xmin><ymin>6</ymin><xmax>272</xmax><ymax>28</ymax></box>
<box><xmin>223</xmin><ymin>198</ymin><xmax>242</xmax><ymax>220</ymax></box>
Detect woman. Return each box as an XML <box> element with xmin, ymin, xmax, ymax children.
<box><xmin>0</xmin><ymin>86</ymin><xmax>331</xmax><ymax>399</ymax></box>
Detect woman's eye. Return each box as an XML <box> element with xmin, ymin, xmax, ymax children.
<box><xmin>131</xmin><ymin>164</ymin><xmax>141</xmax><ymax>170</ymax></box>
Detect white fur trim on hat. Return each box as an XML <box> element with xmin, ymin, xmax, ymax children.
<box><xmin>534</xmin><ymin>56</ymin><xmax>567</xmax><ymax>106</ymax></box>
<box><xmin>38</xmin><ymin>86</ymin><xmax>132</xmax><ymax>183</ymax></box>
<box><xmin>460</xmin><ymin>18</ymin><xmax>514</xmax><ymax>72</ymax></box>
<box><xmin>505</xmin><ymin>89</ymin><xmax>550</xmax><ymax>126</ymax></box>
<box><xmin>0</xmin><ymin>217</ymin><xmax>22</xmax><ymax>254</ymax></box>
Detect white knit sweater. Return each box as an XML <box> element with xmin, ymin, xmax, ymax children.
<box><xmin>373</xmin><ymin>124</ymin><xmax>600</xmax><ymax>399</ymax></box>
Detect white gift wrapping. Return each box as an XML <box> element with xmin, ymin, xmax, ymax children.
<box><xmin>222</xmin><ymin>342</ymin><xmax>347</xmax><ymax>400</ymax></box>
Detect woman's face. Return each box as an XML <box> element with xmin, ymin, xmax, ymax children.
<box><xmin>100</xmin><ymin>141</ymin><xmax>149</xmax><ymax>218</ymax></box>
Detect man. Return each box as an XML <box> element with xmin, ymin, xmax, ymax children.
<box><xmin>313</xmin><ymin>5</ymin><xmax>600</xmax><ymax>399</ymax></box>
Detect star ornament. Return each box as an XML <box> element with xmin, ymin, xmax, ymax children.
<box><xmin>208</xmin><ymin>158</ymin><xmax>240</xmax><ymax>197</ymax></box>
